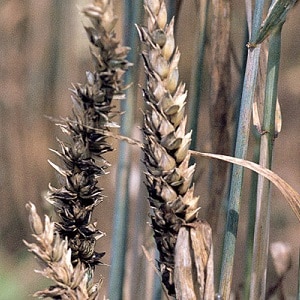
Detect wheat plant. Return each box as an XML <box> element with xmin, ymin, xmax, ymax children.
<box><xmin>20</xmin><ymin>0</ymin><xmax>300</xmax><ymax>299</ymax></box>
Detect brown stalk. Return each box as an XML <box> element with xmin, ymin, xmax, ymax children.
<box><xmin>207</xmin><ymin>0</ymin><xmax>232</xmax><ymax>232</ymax></box>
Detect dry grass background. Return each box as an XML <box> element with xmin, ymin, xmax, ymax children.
<box><xmin>0</xmin><ymin>0</ymin><xmax>299</xmax><ymax>299</ymax></box>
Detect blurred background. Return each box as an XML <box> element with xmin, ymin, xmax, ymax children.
<box><xmin>0</xmin><ymin>0</ymin><xmax>299</xmax><ymax>299</ymax></box>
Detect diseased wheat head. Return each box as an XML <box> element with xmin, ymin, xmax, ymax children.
<box><xmin>25</xmin><ymin>0</ymin><xmax>130</xmax><ymax>298</ymax></box>
<box><xmin>46</xmin><ymin>0</ymin><xmax>130</xmax><ymax>268</ymax></box>
<box><xmin>137</xmin><ymin>0</ymin><xmax>200</xmax><ymax>295</ymax></box>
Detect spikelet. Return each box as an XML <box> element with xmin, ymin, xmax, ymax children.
<box><xmin>24</xmin><ymin>202</ymin><xmax>101</xmax><ymax>299</ymax></box>
<box><xmin>137</xmin><ymin>0</ymin><xmax>200</xmax><ymax>295</ymax></box>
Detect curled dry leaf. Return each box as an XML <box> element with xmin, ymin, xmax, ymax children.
<box><xmin>190</xmin><ymin>151</ymin><xmax>300</xmax><ymax>222</ymax></box>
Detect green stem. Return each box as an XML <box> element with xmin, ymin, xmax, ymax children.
<box><xmin>250</xmin><ymin>24</ymin><xmax>282</xmax><ymax>300</ymax></box>
<box><xmin>218</xmin><ymin>1</ymin><xmax>265</xmax><ymax>298</ymax></box>
<box><xmin>218</xmin><ymin>46</ymin><xmax>261</xmax><ymax>300</ymax></box>
<box><xmin>108</xmin><ymin>1</ymin><xmax>143</xmax><ymax>299</ymax></box>
<box><xmin>243</xmin><ymin>140</ymin><xmax>259</xmax><ymax>299</ymax></box>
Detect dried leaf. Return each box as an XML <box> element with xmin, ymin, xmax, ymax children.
<box><xmin>174</xmin><ymin>221</ymin><xmax>214</xmax><ymax>300</ymax></box>
<box><xmin>275</xmin><ymin>98</ymin><xmax>282</xmax><ymax>135</ymax></box>
<box><xmin>252</xmin><ymin>101</ymin><xmax>261</xmax><ymax>132</ymax></box>
<box><xmin>191</xmin><ymin>151</ymin><xmax>300</xmax><ymax>221</ymax></box>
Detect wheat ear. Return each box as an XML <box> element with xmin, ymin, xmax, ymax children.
<box><xmin>25</xmin><ymin>0</ymin><xmax>130</xmax><ymax>297</ymax></box>
<box><xmin>137</xmin><ymin>0</ymin><xmax>201</xmax><ymax>296</ymax></box>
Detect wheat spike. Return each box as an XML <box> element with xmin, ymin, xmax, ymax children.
<box><xmin>25</xmin><ymin>0</ymin><xmax>130</xmax><ymax>297</ymax></box>
<box><xmin>137</xmin><ymin>0</ymin><xmax>200</xmax><ymax>295</ymax></box>
<box><xmin>45</xmin><ymin>0</ymin><xmax>130</xmax><ymax>268</ymax></box>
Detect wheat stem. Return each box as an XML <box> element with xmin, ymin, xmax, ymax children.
<box><xmin>108</xmin><ymin>1</ymin><xmax>143</xmax><ymax>297</ymax></box>
<box><xmin>250</xmin><ymin>23</ymin><xmax>283</xmax><ymax>300</ymax></box>
<box><xmin>218</xmin><ymin>0</ymin><xmax>265</xmax><ymax>298</ymax></box>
